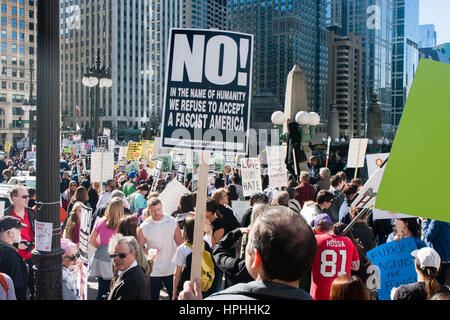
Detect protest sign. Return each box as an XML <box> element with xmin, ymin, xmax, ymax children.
<box><xmin>90</xmin><ymin>152</ymin><xmax>114</xmax><ymax>183</ymax></box>
<box><xmin>191</xmin><ymin>172</ymin><xmax>198</xmax><ymax>191</ymax></box>
<box><xmin>140</xmin><ymin>140</ymin><xmax>154</xmax><ymax>160</ymax></box>
<box><xmin>158</xmin><ymin>154</ymin><xmax>173</xmax><ymax>173</ymax></box>
<box><xmin>366</xmin><ymin>153</ymin><xmax>389</xmax><ymax>179</ymax></box>
<box><xmin>347</xmin><ymin>138</ymin><xmax>368</xmax><ymax>178</ymax></box>
<box><xmin>171</xmin><ymin>153</ymin><xmax>186</xmax><ymax>171</ymax></box>
<box><xmin>177</xmin><ymin>163</ymin><xmax>186</xmax><ymax>184</ymax></box>
<box><xmin>35</xmin><ymin>221</ymin><xmax>53</xmax><ymax>252</ymax></box>
<box><xmin>0</xmin><ymin>201</ymin><xmax>5</xmax><ymax>217</ymax></box>
<box><xmin>240</xmin><ymin>158</ymin><xmax>262</xmax><ymax>197</ymax></box>
<box><xmin>375</xmin><ymin>60</ymin><xmax>450</xmax><ymax>223</ymax></box>
<box><xmin>372</xmin><ymin>210</ymin><xmax>414</xmax><ymax>220</ymax></box>
<box><xmin>266</xmin><ymin>145</ymin><xmax>288</xmax><ymax>189</ymax></box>
<box><xmin>78</xmin><ymin>206</ymin><xmax>93</xmax><ymax>263</ymax></box>
<box><xmin>231</xmin><ymin>200</ymin><xmax>251</xmax><ymax>224</ymax></box>
<box><xmin>158</xmin><ymin>178</ymin><xmax>191</xmax><ymax>216</ymax></box>
<box><xmin>118</xmin><ymin>146</ymin><xmax>127</xmax><ymax>160</ymax></box>
<box><xmin>126</xmin><ymin>142</ymin><xmax>143</xmax><ymax>161</ymax></box>
<box><xmin>160</xmin><ymin>28</ymin><xmax>253</xmax><ymax>154</ymax></box>
<box><xmin>97</xmin><ymin>136</ymin><xmax>109</xmax><ymax>150</ymax></box>
<box><xmin>126</xmin><ymin>161</ymin><xmax>140</xmax><ymax>174</ymax></box>
<box><xmin>366</xmin><ymin>236</ymin><xmax>417</xmax><ymax>300</ymax></box>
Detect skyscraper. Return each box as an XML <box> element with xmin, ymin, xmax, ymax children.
<box><xmin>328</xmin><ymin>0</ymin><xmax>394</xmax><ymax>139</ymax></box>
<box><xmin>418</xmin><ymin>24</ymin><xmax>436</xmax><ymax>48</ymax></box>
<box><xmin>0</xmin><ymin>0</ymin><xmax>37</xmax><ymax>145</ymax></box>
<box><xmin>60</xmin><ymin>0</ymin><xmax>152</xmax><ymax>141</ymax></box>
<box><xmin>391</xmin><ymin>0</ymin><xmax>419</xmax><ymax>130</ymax></box>
<box><xmin>227</xmin><ymin>0</ymin><xmax>328</xmax><ymax>118</ymax></box>
<box><xmin>149</xmin><ymin>0</ymin><xmax>227</xmax><ymax>135</ymax></box>
<box><xmin>327</xmin><ymin>26</ymin><xmax>365</xmax><ymax>139</ymax></box>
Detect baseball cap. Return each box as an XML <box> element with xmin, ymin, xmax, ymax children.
<box><xmin>314</xmin><ymin>214</ymin><xmax>332</xmax><ymax>227</ymax></box>
<box><xmin>411</xmin><ymin>247</ymin><xmax>441</xmax><ymax>270</ymax></box>
<box><xmin>128</xmin><ymin>171</ymin><xmax>138</xmax><ymax>179</ymax></box>
<box><xmin>0</xmin><ymin>216</ymin><xmax>27</xmax><ymax>232</ymax></box>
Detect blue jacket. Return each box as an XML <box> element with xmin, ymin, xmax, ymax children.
<box><xmin>421</xmin><ymin>220</ymin><xmax>450</xmax><ymax>262</ymax></box>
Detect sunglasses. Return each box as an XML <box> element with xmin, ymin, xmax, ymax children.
<box><xmin>65</xmin><ymin>253</ymin><xmax>80</xmax><ymax>261</ymax></box>
<box><xmin>17</xmin><ymin>195</ymin><xmax>29</xmax><ymax>199</ymax></box>
<box><xmin>109</xmin><ymin>252</ymin><xmax>130</xmax><ymax>259</ymax></box>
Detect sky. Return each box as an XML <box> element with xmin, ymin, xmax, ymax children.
<box><xmin>419</xmin><ymin>0</ymin><xmax>450</xmax><ymax>45</ymax></box>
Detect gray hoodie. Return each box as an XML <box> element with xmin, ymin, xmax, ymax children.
<box><xmin>206</xmin><ymin>280</ymin><xmax>313</xmax><ymax>300</ymax></box>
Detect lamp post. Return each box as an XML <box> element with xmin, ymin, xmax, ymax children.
<box><xmin>82</xmin><ymin>48</ymin><xmax>112</xmax><ymax>143</ymax></box>
<box><xmin>21</xmin><ymin>61</ymin><xmax>36</xmax><ymax>150</ymax></box>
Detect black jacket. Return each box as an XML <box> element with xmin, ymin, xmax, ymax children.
<box><xmin>212</xmin><ymin>228</ymin><xmax>253</xmax><ymax>288</ymax></box>
<box><xmin>217</xmin><ymin>205</ymin><xmax>240</xmax><ymax>235</ymax></box>
<box><xmin>0</xmin><ymin>241</ymin><xmax>28</xmax><ymax>300</ymax></box>
<box><xmin>108</xmin><ymin>265</ymin><xmax>148</xmax><ymax>300</ymax></box>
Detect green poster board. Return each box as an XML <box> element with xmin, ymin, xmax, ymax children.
<box><xmin>375</xmin><ymin>59</ymin><xmax>450</xmax><ymax>222</ymax></box>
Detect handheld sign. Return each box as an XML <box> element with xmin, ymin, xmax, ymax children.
<box><xmin>347</xmin><ymin>138</ymin><xmax>368</xmax><ymax>178</ymax></box>
<box><xmin>366</xmin><ymin>153</ymin><xmax>389</xmax><ymax>179</ymax></box>
<box><xmin>160</xmin><ymin>28</ymin><xmax>253</xmax><ymax>154</ymax></box>
<box><xmin>126</xmin><ymin>142</ymin><xmax>143</xmax><ymax>161</ymax></box>
<box><xmin>240</xmin><ymin>158</ymin><xmax>263</xmax><ymax>197</ymax></box>
<box><xmin>78</xmin><ymin>205</ymin><xmax>93</xmax><ymax>263</ymax></box>
<box><xmin>157</xmin><ymin>179</ymin><xmax>191</xmax><ymax>217</ymax></box>
<box><xmin>35</xmin><ymin>221</ymin><xmax>53</xmax><ymax>252</ymax></box>
<box><xmin>266</xmin><ymin>145</ymin><xmax>288</xmax><ymax>189</ymax></box>
<box><xmin>366</xmin><ymin>237</ymin><xmax>417</xmax><ymax>300</ymax></box>
<box><xmin>90</xmin><ymin>152</ymin><xmax>114</xmax><ymax>183</ymax></box>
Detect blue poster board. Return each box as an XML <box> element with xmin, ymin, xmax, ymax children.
<box><xmin>366</xmin><ymin>237</ymin><xmax>418</xmax><ymax>300</ymax></box>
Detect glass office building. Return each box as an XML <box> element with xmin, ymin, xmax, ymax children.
<box><xmin>227</xmin><ymin>0</ymin><xmax>329</xmax><ymax>118</ymax></box>
<box><xmin>329</xmin><ymin>0</ymin><xmax>394</xmax><ymax>139</ymax></box>
<box><xmin>391</xmin><ymin>0</ymin><xmax>419</xmax><ymax>130</ymax></box>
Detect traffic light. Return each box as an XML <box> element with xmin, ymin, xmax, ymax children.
<box><xmin>18</xmin><ymin>117</ymin><xmax>23</xmax><ymax>127</ymax></box>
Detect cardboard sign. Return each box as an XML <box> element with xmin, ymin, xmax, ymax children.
<box><xmin>126</xmin><ymin>142</ymin><xmax>143</xmax><ymax>161</ymax></box>
<box><xmin>266</xmin><ymin>145</ymin><xmax>288</xmax><ymax>189</ymax></box>
<box><xmin>160</xmin><ymin>28</ymin><xmax>253</xmax><ymax>154</ymax></box>
<box><xmin>118</xmin><ymin>146</ymin><xmax>127</xmax><ymax>160</ymax></box>
<box><xmin>366</xmin><ymin>237</ymin><xmax>417</xmax><ymax>300</ymax></box>
<box><xmin>78</xmin><ymin>205</ymin><xmax>93</xmax><ymax>263</ymax></box>
<box><xmin>158</xmin><ymin>154</ymin><xmax>173</xmax><ymax>173</ymax></box>
<box><xmin>35</xmin><ymin>221</ymin><xmax>53</xmax><ymax>252</ymax></box>
<box><xmin>366</xmin><ymin>153</ymin><xmax>389</xmax><ymax>179</ymax></box>
<box><xmin>375</xmin><ymin>60</ymin><xmax>450</xmax><ymax>222</ymax></box>
<box><xmin>90</xmin><ymin>152</ymin><xmax>114</xmax><ymax>183</ymax></box>
<box><xmin>140</xmin><ymin>140</ymin><xmax>154</xmax><ymax>160</ymax></box>
<box><xmin>240</xmin><ymin>158</ymin><xmax>262</xmax><ymax>197</ymax></box>
<box><xmin>177</xmin><ymin>163</ymin><xmax>186</xmax><ymax>184</ymax></box>
<box><xmin>347</xmin><ymin>138</ymin><xmax>368</xmax><ymax>168</ymax></box>
<box><xmin>157</xmin><ymin>179</ymin><xmax>191</xmax><ymax>216</ymax></box>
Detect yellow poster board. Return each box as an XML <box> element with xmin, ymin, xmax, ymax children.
<box><xmin>126</xmin><ymin>142</ymin><xmax>143</xmax><ymax>161</ymax></box>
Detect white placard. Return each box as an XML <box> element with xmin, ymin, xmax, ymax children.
<box><xmin>347</xmin><ymin>138</ymin><xmax>369</xmax><ymax>168</ymax></box>
<box><xmin>231</xmin><ymin>200</ymin><xmax>251</xmax><ymax>224</ymax></box>
<box><xmin>351</xmin><ymin>164</ymin><xmax>385</xmax><ymax>209</ymax></box>
<box><xmin>78</xmin><ymin>206</ymin><xmax>93</xmax><ymax>263</ymax></box>
<box><xmin>266</xmin><ymin>145</ymin><xmax>288</xmax><ymax>189</ymax></box>
<box><xmin>240</xmin><ymin>158</ymin><xmax>263</xmax><ymax>197</ymax></box>
<box><xmin>90</xmin><ymin>152</ymin><xmax>114</xmax><ymax>183</ymax></box>
<box><xmin>157</xmin><ymin>179</ymin><xmax>191</xmax><ymax>216</ymax></box>
<box><xmin>0</xmin><ymin>201</ymin><xmax>5</xmax><ymax>218</ymax></box>
<box><xmin>35</xmin><ymin>221</ymin><xmax>53</xmax><ymax>252</ymax></box>
<box><xmin>118</xmin><ymin>146</ymin><xmax>127</xmax><ymax>160</ymax></box>
<box><xmin>372</xmin><ymin>209</ymin><xmax>414</xmax><ymax>221</ymax></box>
<box><xmin>366</xmin><ymin>153</ymin><xmax>389</xmax><ymax>179</ymax></box>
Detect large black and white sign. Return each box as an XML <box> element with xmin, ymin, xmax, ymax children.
<box><xmin>161</xmin><ymin>28</ymin><xmax>254</xmax><ymax>154</ymax></box>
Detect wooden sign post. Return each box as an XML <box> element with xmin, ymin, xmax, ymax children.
<box><xmin>190</xmin><ymin>151</ymin><xmax>210</xmax><ymax>283</ymax></box>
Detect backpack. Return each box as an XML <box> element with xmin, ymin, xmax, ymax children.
<box><xmin>126</xmin><ymin>192</ymin><xmax>137</xmax><ymax>214</ymax></box>
<box><xmin>179</xmin><ymin>241</ymin><xmax>215</xmax><ymax>293</ymax></box>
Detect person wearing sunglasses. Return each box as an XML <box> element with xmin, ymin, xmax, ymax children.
<box><xmin>4</xmin><ymin>185</ymin><xmax>36</xmax><ymax>299</ymax></box>
<box><xmin>107</xmin><ymin>233</ymin><xmax>148</xmax><ymax>300</ymax></box>
<box><xmin>61</xmin><ymin>238</ymin><xmax>81</xmax><ymax>300</ymax></box>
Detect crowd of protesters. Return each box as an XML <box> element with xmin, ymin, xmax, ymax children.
<box><xmin>0</xmin><ymin>148</ymin><xmax>449</xmax><ymax>301</ymax></box>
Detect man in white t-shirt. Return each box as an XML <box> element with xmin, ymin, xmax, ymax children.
<box><xmin>137</xmin><ymin>197</ymin><xmax>183</xmax><ymax>300</ymax></box>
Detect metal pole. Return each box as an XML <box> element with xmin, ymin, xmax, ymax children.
<box><xmin>94</xmin><ymin>82</ymin><xmax>100</xmax><ymax>144</ymax></box>
<box><xmin>28</xmin><ymin>60</ymin><xmax>34</xmax><ymax>149</ymax></box>
<box><xmin>33</xmin><ymin>0</ymin><xmax>64</xmax><ymax>300</ymax></box>
<box><xmin>340</xmin><ymin>207</ymin><xmax>371</xmax><ymax>236</ymax></box>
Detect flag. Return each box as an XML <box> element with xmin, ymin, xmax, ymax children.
<box><xmin>76</xmin><ymin>105</ymin><xmax>80</xmax><ymax>116</ymax></box>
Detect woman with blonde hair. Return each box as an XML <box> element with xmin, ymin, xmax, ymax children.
<box><xmin>211</xmin><ymin>188</ymin><xmax>239</xmax><ymax>236</ymax></box>
<box><xmin>63</xmin><ymin>201</ymin><xmax>84</xmax><ymax>246</ymax></box>
<box><xmin>88</xmin><ymin>197</ymin><xmax>125</xmax><ymax>299</ymax></box>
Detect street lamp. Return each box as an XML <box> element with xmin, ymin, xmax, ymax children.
<box><xmin>81</xmin><ymin>48</ymin><xmax>112</xmax><ymax>143</ymax></box>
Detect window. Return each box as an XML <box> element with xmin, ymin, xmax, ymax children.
<box><xmin>1</xmin><ymin>4</ymin><xmax>6</xmax><ymax>13</ymax></box>
<box><xmin>19</xmin><ymin>20</ymin><xmax>24</xmax><ymax>29</ymax></box>
<box><xmin>12</xmin><ymin>31</ymin><xmax>17</xmax><ymax>40</ymax></box>
<box><xmin>1</xmin><ymin>42</ymin><xmax>7</xmax><ymax>51</ymax></box>
<box><xmin>1</xmin><ymin>30</ymin><xmax>6</xmax><ymax>39</ymax></box>
<box><xmin>19</xmin><ymin>32</ymin><xmax>24</xmax><ymax>41</ymax></box>
<box><xmin>12</xmin><ymin>44</ymin><xmax>17</xmax><ymax>52</ymax></box>
<box><xmin>1</xmin><ymin>17</ymin><xmax>6</xmax><ymax>26</ymax></box>
<box><xmin>12</xmin><ymin>6</ymin><xmax>17</xmax><ymax>15</ymax></box>
<box><xmin>0</xmin><ymin>94</ymin><xmax>6</xmax><ymax>102</ymax></box>
<box><xmin>28</xmin><ymin>22</ymin><xmax>34</xmax><ymax>30</ymax></box>
<box><xmin>12</xmin><ymin>19</ymin><xmax>17</xmax><ymax>28</ymax></box>
<box><xmin>1</xmin><ymin>81</ymin><xmax>6</xmax><ymax>89</ymax></box>
<box><xmin>19</xmin><ymin>8</ymin><xmax>24</xmax><ymax>17</ymax></box>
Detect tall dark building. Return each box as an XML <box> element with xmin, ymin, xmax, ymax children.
<box><xmin>227</xmin><ymin>0</ymin><xmax>328</xmax><ymax>117</ymax></box>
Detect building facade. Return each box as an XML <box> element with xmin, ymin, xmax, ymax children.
<box><xmin>227</xmin><ymin>0</ymin><xmax>328</xmax><ymax>118</ymax></box>
<box><xmin>0</xmin><ymin>0</ymin><xmax>37</xmax><ymax>146</ymax></box>
<box><xmin>418</xmin><ymin>24</ymin><xmax>436</xmax><ymax>48</ymax></box>
<box><xmin>391</xmin><ymin>0</ymin><xmax>419</xmax><ymax>130</ymax></box>
<box><xmin>328</xmin><ymin>0</ymin><xmax>393</xmax><ymax>139</ymax></box>
<box><xmin>434</xmin><ymin>42</ymin><xmax>450</xmax><ymax>60</ymax></box>
<box><xmin>327</xmin><ymin>26</ymin><xmax>365</xmax><ymax>139</ymax></box>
